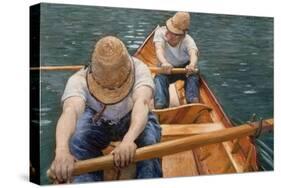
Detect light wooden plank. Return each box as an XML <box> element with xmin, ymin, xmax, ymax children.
<box><xmin>162</xmin><ymin>151</ymin><xmax>199</xmax><ymax>177</ymax></box>
<box><xmin>161</xmin><ymin>122</ymin><xmax>223</xmax><ymax>137</ymax></box>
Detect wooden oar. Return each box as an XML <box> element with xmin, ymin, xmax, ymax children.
<box><xmin>30</xmin><ymin>65</ymin><xmax>195</xmax><ymax>74</ymax></box>
<box><xmin>30</xmin><ymin>65</ymin><xmax>84</xmax><ymax>71</ymax></box>
<box><xmin>150</xmin><ymin>67</ymin><xmax>198</xmax><ymax>74</ymax></box>
<box><xmin>47</xmin><ymin>118</ymin><xmax>273</xmax><ymax>178</ymax></box>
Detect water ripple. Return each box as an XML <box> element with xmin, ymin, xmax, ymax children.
<box><xmin>246</xmin><ymin>84</ymin><xmax>252</xmax><ymax>87</ymax></box>
<box><xmin>40</xmin><ymin>120</ymin><xmax>52</xmax><ymax>126</ymax></box>
<box><xmin>135</xmin><ymin>36</ymin><xmax>145</xmax><ymax>39</ymax></box>
<box><xmin>221</xmin><ymin>82</ymin><xmax>229</xmax><ymax>87</ymax></box>
<box><xmin>92</xmin><ymin>32</ymin><xmax>102</xmax><ymax>35</ymax></box>
<box><xmin>134</xmin><ymin>41</ymin><xmax>144</xmax><ymax>44</ymax></box>
<box><xmin>238</xmin><ymin>68</ymin><xmax>247</xmax><ymax>72</ymax></box>
<box><xmin>40</xmin><ymin>107</ymin><xmax>52</xmax><ymax>112</ymax></box>
<box><xmin>239</xmin><ymin>62</ymin><xmax>248</xmax><ymax>66</ymax></box>
<box><xmin>138</xmin><ymin>22</ymin><xmax>149</xmax><ymax>25</ymax></box>
<box><xmin>127</xmin><ymin>44</ymin><xmax>139</xmax><ymax>49</ymax></box>
<box><xmin>124</xmin><ymin>35</ymin><xmax>135</xmax><ymax>39</ymax></box>
<box><xmin>243</xmin><ymin>89</ymin><xmax>257</xmax><ymax>94</ymax></box>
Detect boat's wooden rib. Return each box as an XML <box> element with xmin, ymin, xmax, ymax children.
<box><xmin>153</xmin><ymin>104</ymin><xmax>212</xmax><ymax>124</ymax></box>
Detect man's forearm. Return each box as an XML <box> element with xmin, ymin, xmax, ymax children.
<box><xmin>123</xmin><ymin>99</ymin><xmax>149</xmax><ymax>142</ymax></box>
<box><xmin>156</xmin><ymin>49</ymin><xmax>170</xmax><ymax>65</ymax></box>
<box><xmin>155</xmin><ymin>43</ymin><xmax>171</xmax><ymax>66</ymax></box>
<box><xmin>189</xmin><ymin>49</ymin><xmax>199</xmax><ymax>67</ymax></box>
<box><xmin>190</xmin><ymin>56</ymin><xmax>198</xmax><ymax>67</ymax></box>
<box><xmin>55</xmin><ymin>110</ymin><xmax>77</xmax><ymax>152</ymax></box>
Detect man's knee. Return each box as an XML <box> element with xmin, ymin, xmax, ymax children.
<box><xmin>136</xmin><ymin>159</ymin><xmax>163</xmax><ymax>178</ymax></box>
<box><xmin>154</xmin><ymin>103</ymin><xmax>169</xmax><ymax>109</ymax></box>
<box><xmin>70</xmin><ymin>129</ymin><xmax>110</xmax><ymax>159</ymax></box>
<box><xmin>185</xmin><ymin>75</ymin><xmax>199</xmax><ymax>103</ymax></box>
<box><xmin>137</xmin><ymin>122</ymin><xmax>161</xmax><ymax>147</ymax></box>
<box><xmin>189</xmin><ymin>97</ymin><xmax>199</xmax><ymax>103</ymax></box>
<box><xmin>141</xmin><ymin>135</ymin><xmax>158</xmax><ymax>146</ymax></box>
<box><xmin>154</xmin><ymin>74</ymin><xmax>168</xmax><ymax>81</ymax></box>
<box><xmin>154</xmin><ymin>74</ymin><xmax>169</xmax><ymax>86</ymax></box>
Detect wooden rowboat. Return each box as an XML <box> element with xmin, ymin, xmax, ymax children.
<box><xmin>133</xmin><ymin>27</ymin><xmax>268</xmax><ymax>177</ymax></box>
<box><xmin>45</xmin><ymin>27</ymin><xmax>274</xmax><ymax>182</ymax></box>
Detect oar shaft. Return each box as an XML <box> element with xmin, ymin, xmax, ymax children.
<box><xmin>149</xmin><ymin>67</ymin><xmax>188</xmax><ymax>74</ymax></box>
<box><xmin>30</xmin><ymin>65</ymin><xmax>84</xmax><ymax>71</ymax></box>
<box><xmin>31</xmin><ymin>66</ymin><xmax>191</xmax><ymax>74</ymax></box>
<box><xmin>50</xmin><ymin>119</ymin><xmax>272</xmax><ymax>176</ymax></box>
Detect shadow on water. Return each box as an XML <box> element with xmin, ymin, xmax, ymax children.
<box><xmin>36</xmin><ymin>3</ymin><xmax>273</xmax><ymax>184</ymax></box>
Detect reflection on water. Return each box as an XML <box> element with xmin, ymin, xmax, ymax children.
<box><xmin>35</xmin><ymin>3</ymin><xmax>273</xmax><ymax>184</ymax></box>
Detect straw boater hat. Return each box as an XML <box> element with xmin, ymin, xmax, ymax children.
<box><xmin>87</xmin><ymin>36</ymin><xmax>135</xmax><ymax>105</ymax></box>
<box><xmin>166</xmin><ymin>11</ymin><xmax>190</xmax><ymax>35</ymax></box>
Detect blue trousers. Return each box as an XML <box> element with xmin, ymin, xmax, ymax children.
<box><xmin>154</xmin><ymin>73</ymin><xmax>199</xmax><ymax>108</ymax></box>
<box><xmin>69</xmin><ymin>107</ymin><xmax>162</xmax><ymax>182</ymax></box>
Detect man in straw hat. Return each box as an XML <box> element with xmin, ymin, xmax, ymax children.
<box><xmin>49</xmin><ymin>36</ymin><xmax>162</xmax><ymax>183</ymax></box>
<box><xmin>153</xmin><ymin>11</ymin><xmax>200</xmax><ymax>108</ymax></box>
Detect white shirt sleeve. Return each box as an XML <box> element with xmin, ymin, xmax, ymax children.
<box><xmin>132</xmin><ymin>58</ymin><xmax>155</xmax><ymax>93</ymax></box>
<box><xmin>184</xmin><ymin>34</ymin><xmax>198</xmax><ymax>52</ymax></box>
<box><xmin>61</xmin><ymin>70</ymin><xmax>87</xmax><ymax>103</ymax></box>
<box><xmin>153</xmin><ymin>26</ymin><xmax>166</xmax><ymax>45</ymax></box>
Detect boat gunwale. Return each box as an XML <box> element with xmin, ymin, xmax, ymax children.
<box><xmin>200</xmin><ymin>75</ymin><xmax>233</xmax><ymax>127</ymax></box>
